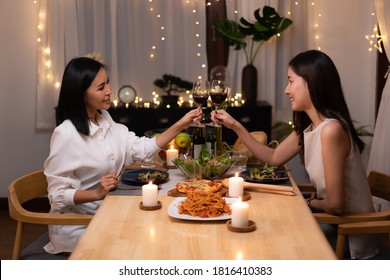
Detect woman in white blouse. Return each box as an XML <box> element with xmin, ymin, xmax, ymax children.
<box><xmin>44</xmin><ymin>57</ymin><xmax>201</xmax><ymax>254</ymax></box>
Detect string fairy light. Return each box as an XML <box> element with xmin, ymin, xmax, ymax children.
<box><xmin>192</xmin><ymin>1</ymin><xmax>207</xmax><ymax>80</ymax></box>
<box><xmin>290</xmin><ymin>1</ymin><xmax>321</xmax><ymax>50</ymax></box>
<box><xmin>311</xmin><ymin>1</ymin><xmax>321</xmax><ymax>50</ymax></box>
<box><xmin>146</xmin><ymin>0</ymin><xmax>207</xmax><ymax>107</ymax></box>
<box><xmin>35</xmin><ymin>0</ymin><xmax>212</xmax><ymax>108</ymax></box>
<box><xmin>41</xmin><ymin>1</ymin><xmax>339</xmax><ymax>108</ymax></box>
<box><xmin>35</xmin><ymin>0</ymin><xmax>62</xmax><ymax>91</ymax></box>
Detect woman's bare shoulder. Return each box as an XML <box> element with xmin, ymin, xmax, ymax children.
<box><xmin>321</xmin><ymin>120</ymin><xmax>346</xmax><ymax>138</ymax></box>
<box><xmin>321</xmin><ymin>120</ymin><xmax>350</xmax><ymax>151</ymax></box>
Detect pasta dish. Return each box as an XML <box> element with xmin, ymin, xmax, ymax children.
<box><xmin>177</xmin><ymin>192</ymin><xmax>231</xmax><ymax>218</ymax></box>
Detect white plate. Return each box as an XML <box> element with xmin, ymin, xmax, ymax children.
<box><xmin>167</xmin><ymin>197</ymin><xmax>238</xmax><ymax>221</ymax></box>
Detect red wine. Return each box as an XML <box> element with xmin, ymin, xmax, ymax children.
<box><xmin>193</xmin><ymin>94</ymin><xmax>209</xmax><ymax>106</ymax></box>
<box><xmin>210</xmin><ymin>93</ymin><xmax>227</xmax><ymax>104</ymax></box>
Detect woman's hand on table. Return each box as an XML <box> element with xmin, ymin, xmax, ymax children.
<box><xmin>74</xmin><ymin>172</ymin><xmax>119</xmax><ymax>204</ymax></box>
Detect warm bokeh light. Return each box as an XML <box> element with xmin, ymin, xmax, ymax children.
<box><xmin>35</xmin><ymin>0</ymin><xmax>357</xmax><ymax>107</ymax></box>
<box><xmin>149</xmin><ymin>227</ymin><xmax>156</xmax><ymax>239</ymax></box>
<box><xmin>235</xmin><ymin>250</ymin><xmax>244</xmax><ymax>260</ymax></box>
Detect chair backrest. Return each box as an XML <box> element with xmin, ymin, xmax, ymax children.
<box><xmin>8</xmin><ymin>171</ymin><xmax>48</xmax><ymax>220</ymax></box>
<box><xmin>313</xmin><ymin>171</ymin><xmax>390</xmax><ymax>225</ymax></box>
<box><xmin>8</xmin><ymin>170</ymin><xmax>93</xmax><ymax>259</ymax></box>
<box><xmin>8</xmin><ymin>170</ymin><xmax>93</xmax><ymax>225</ymax></box>
<box><xmin>368</xmin><ymin>170</ymin><xmax>390</xmax><ymax>202</ymax></box>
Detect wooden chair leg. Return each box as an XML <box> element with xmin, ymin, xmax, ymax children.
<box><xmin>12</xmin><ymin>221</ymin><xmax>24</xmax><ymax>260</ymax></box>
<box><xmin>335</xmin><ymin>233</ymin><xmax>346</xmax><ymax>260</ymax></box>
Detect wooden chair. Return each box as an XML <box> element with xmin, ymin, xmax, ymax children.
<box><xmin>336</xmin><ymin>220</ymin><xmax>390</xmax><ymax>259</ymax></box>
<box><xmin>8</xmin><ymin>170</ymin><xmax>93</xmax><ymax>260</ymax></box>
<box><xmin>297</xmin><ymin>183</ymin><xmax>316</xmax><ymax>199</ymax></box>
<box><xmin>300</xmin><ymin>170</ymin><xmax>390</xmax><ymax>259</ymax></box>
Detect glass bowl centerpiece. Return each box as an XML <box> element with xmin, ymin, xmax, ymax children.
<box><xmin>172</xmin><ymin>145</ymin><xmax>235</xmax><ymax>180</ymax></box>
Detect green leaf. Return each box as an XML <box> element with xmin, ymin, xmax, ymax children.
<box><xmin>239</xmin><ymin>17</ymin><xmax>254</xmax><ymax>28</ymax></box>
<box><xmin>197</xmin><ymin>144</ymin><xmax>212</xmax><ymax>165</ymax></box>
<box><xmin>214</xmin><ymin>19</ymin><xmax>246</xmax><ymax>50</ymax></box>
<box><xmin>214</xmin><ymin>5</ymin><xmax>293</xmax><ymax>63</ymax></box>
<box><xmin>253</xmin><ymin>22</ymin><xmax>268</xmax><ymax>32</ymax></box>
<box><xmin>278</xmin><ymin>18</ymin><xmax>293</xmax><ymax>32</ymax></box>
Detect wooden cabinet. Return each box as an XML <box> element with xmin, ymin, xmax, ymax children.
<box><xmin>108</xmin><ymin>101</ymin><xmax>272</xmax><ymax>145</ymax></box>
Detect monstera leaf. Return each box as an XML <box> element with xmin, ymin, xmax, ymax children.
<box><xmin>214</xmin><ymin>5</ymin><xmax>293</xmax><ymax>64</ymax></box>
<box><xmin>214</xmin><ymin>19</ymin><xmax>246</xmax><ymax>51</ymax></box>
<box><xmin>240</xmin><ymin>7</ymin><xmax>293</xmax><ymax>42</ymax></box>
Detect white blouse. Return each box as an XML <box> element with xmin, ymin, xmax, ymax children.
<box><xmin>43</xmin><ymin>110</ymin><xmax>160</xmax><ymax>254</ymax></box>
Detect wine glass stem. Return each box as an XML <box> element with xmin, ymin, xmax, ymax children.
<box><xmin>193</xmin><ymin>105</ymin><xmax>203</xmax><ymax>126</ymax></box>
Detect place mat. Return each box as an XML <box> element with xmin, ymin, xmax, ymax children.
<box><xmin>167</xmin><ymin>187</ymin><xmax>229</xmax><ymax>197</ymax></box>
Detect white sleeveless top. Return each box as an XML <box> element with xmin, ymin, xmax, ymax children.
<box><xmin>304</xmin><ymin>118</ymin><xmax>377</xmax><ymax>259</ymax></box>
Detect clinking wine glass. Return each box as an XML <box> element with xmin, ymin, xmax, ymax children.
<box><xmin>208</xmin><ymin>80</ymin><xmax>228</xmax><ymax>127</ymax></box>
<box><xmin>191</xmin><ymin>80</ymin><xmax>210</xmax><ymax>127</ymax></box>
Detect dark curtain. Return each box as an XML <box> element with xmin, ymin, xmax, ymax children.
<box><xmin>206</xmin><ymin>0</ymin><xmax>229</xmax><ymax>80</ymax></box>
<box><xmin>376</xmin><ymin>35</ymin><xmax>389</xmax><ymax>119</ymax></box>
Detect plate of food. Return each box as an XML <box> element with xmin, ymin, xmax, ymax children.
<box><xmin>167</xmin><ymin>177</ymin><xmax>228</xmax><ymax>197</ymax></box>
<box><xmin>167</xmin><ymin>192</ymin><xmax>237</xmax><ymax>221</ymax></box>
<box><xmin>176</xmin><ymin>178</ymin><xmax>223</xmax><ymax>194</ymax></box>
<box><xmin>121</xmin><ymin>169</ymin><xmax>169</xmax><ymax>185</ymax></box>
<box><xmin>241</xmin><ymin>164</ymin><xmax>289</xmax><ymax>184</ymax></box>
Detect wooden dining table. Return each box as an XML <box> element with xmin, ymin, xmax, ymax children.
<box><xmin>69</xmin><ymin>167</ymin><xmax>336</xmax><ymax>260</ymax></box>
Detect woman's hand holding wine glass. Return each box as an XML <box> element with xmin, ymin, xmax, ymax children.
<box><xmin>191</xmin><ymin>80</ymin><xmax>210</xmax><ymax>127</ymax></box>
<box><xmin>208</xmin><ymin>80</ymin><xmax>228</xmax><ymax>127</ymax></box>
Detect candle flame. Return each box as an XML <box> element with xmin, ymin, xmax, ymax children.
<box><xmin>238</xmin><ymin>197</ymin><xmax>242</xmax><ymax>203</ymax></box>
<box><xmin>149</xmin><ymin>181</ymin><xmax>153</xmax><ymax>185</ymax></box>
<box><xmin>170</xmin><ymin>145</ymin><xmax>174</xmax><ymax>149</ymax></box>
<box><xmin>235</xmin><ymin>172</ymin><xmax>239</xmax><ymax>177</ymax></box>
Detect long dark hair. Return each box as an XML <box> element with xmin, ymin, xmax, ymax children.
<box><xmin>56</xmin><ymin>57</ymin><xmax>105</xmax><ymax>136</ymax></box>
<box><xmin>289</xmin><ymin>50</ymin><xmax>365</xmax><ymax>153</ymax></box>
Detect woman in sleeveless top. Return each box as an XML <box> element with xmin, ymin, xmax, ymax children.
<box><xmin>211</xmin><ymin>50</ymin><xmax>378</xmax><ymax>259</ymax></box>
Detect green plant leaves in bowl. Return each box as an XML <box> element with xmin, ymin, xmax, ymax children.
<box><xmin>173</xmin><ymin>153</ymin><xmax>235</xmax><ymax>180</ymax></box>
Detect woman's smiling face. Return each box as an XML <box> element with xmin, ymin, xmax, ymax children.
<box><xmin>84</xmin><ymin>67</ymin><xmax>112</xmax><ymax>117</ymax></box>
<box><xmin>285</xmin><ymin>67</ymin><xmax>312</xmax><ymax>112</ymax></box>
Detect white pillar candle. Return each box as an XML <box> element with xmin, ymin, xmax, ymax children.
<box><xmin>231</xmin><ymin>198</ymin><xmax>249</xmax><ymax>228</ymax></box>
<box><xmin>228</xmin><ymin>173</ymin><xmax>244</xmax><ymax>197</ymax></box>
<box><xmin>166</xmin><ymin>146</ymin><xmax>179</xmax><ymax>166</ymax></box>
<box><xmin>142</xmin><ymin>181</ymin><xmax>158</xmax><ymax>206</ymax></box>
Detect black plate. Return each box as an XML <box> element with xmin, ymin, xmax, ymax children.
<box><xmin>240</xmin><ymin>169</ymin><xmax>289</xmax><ymax>184</ymax></box>
<box><xmin>121</xmin><ymin>169</ymin><xmax>169</xmax><ymax>185</ymax></box>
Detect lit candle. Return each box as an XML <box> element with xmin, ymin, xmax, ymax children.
<box><xmin>228</xmin><ymin>173</ymin><xmax>244</xmax><ymax>197</ymax></box>
<box><xmin>166</xmin><ymin>145</ymin><xmax>179</xmax><ymax>166</ymax></box>
<box><xmin>142</xmin><ymin>181</ymin><xmax>158</xmax><ymax>206</ymax></box>
<box><xmin>231</xmin><ymin>197</ymin><xmax>249</xmax><ymax>228</ymax></box>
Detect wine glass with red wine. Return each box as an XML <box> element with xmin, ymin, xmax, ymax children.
<box><xmin>208</xmin><ymin>80</ymin><xmax>228</xmax><ymax>127</ymax></box>
<box><xmin>191</xmin><ymin>80</ymin><xmax>210</xmax><ymax>127</ymax></box>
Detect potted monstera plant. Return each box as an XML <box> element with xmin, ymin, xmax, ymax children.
<box><xmin>214</xmin><ymin>6</ymin><xmax>293</xmax><ymax>103</ymax></box>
